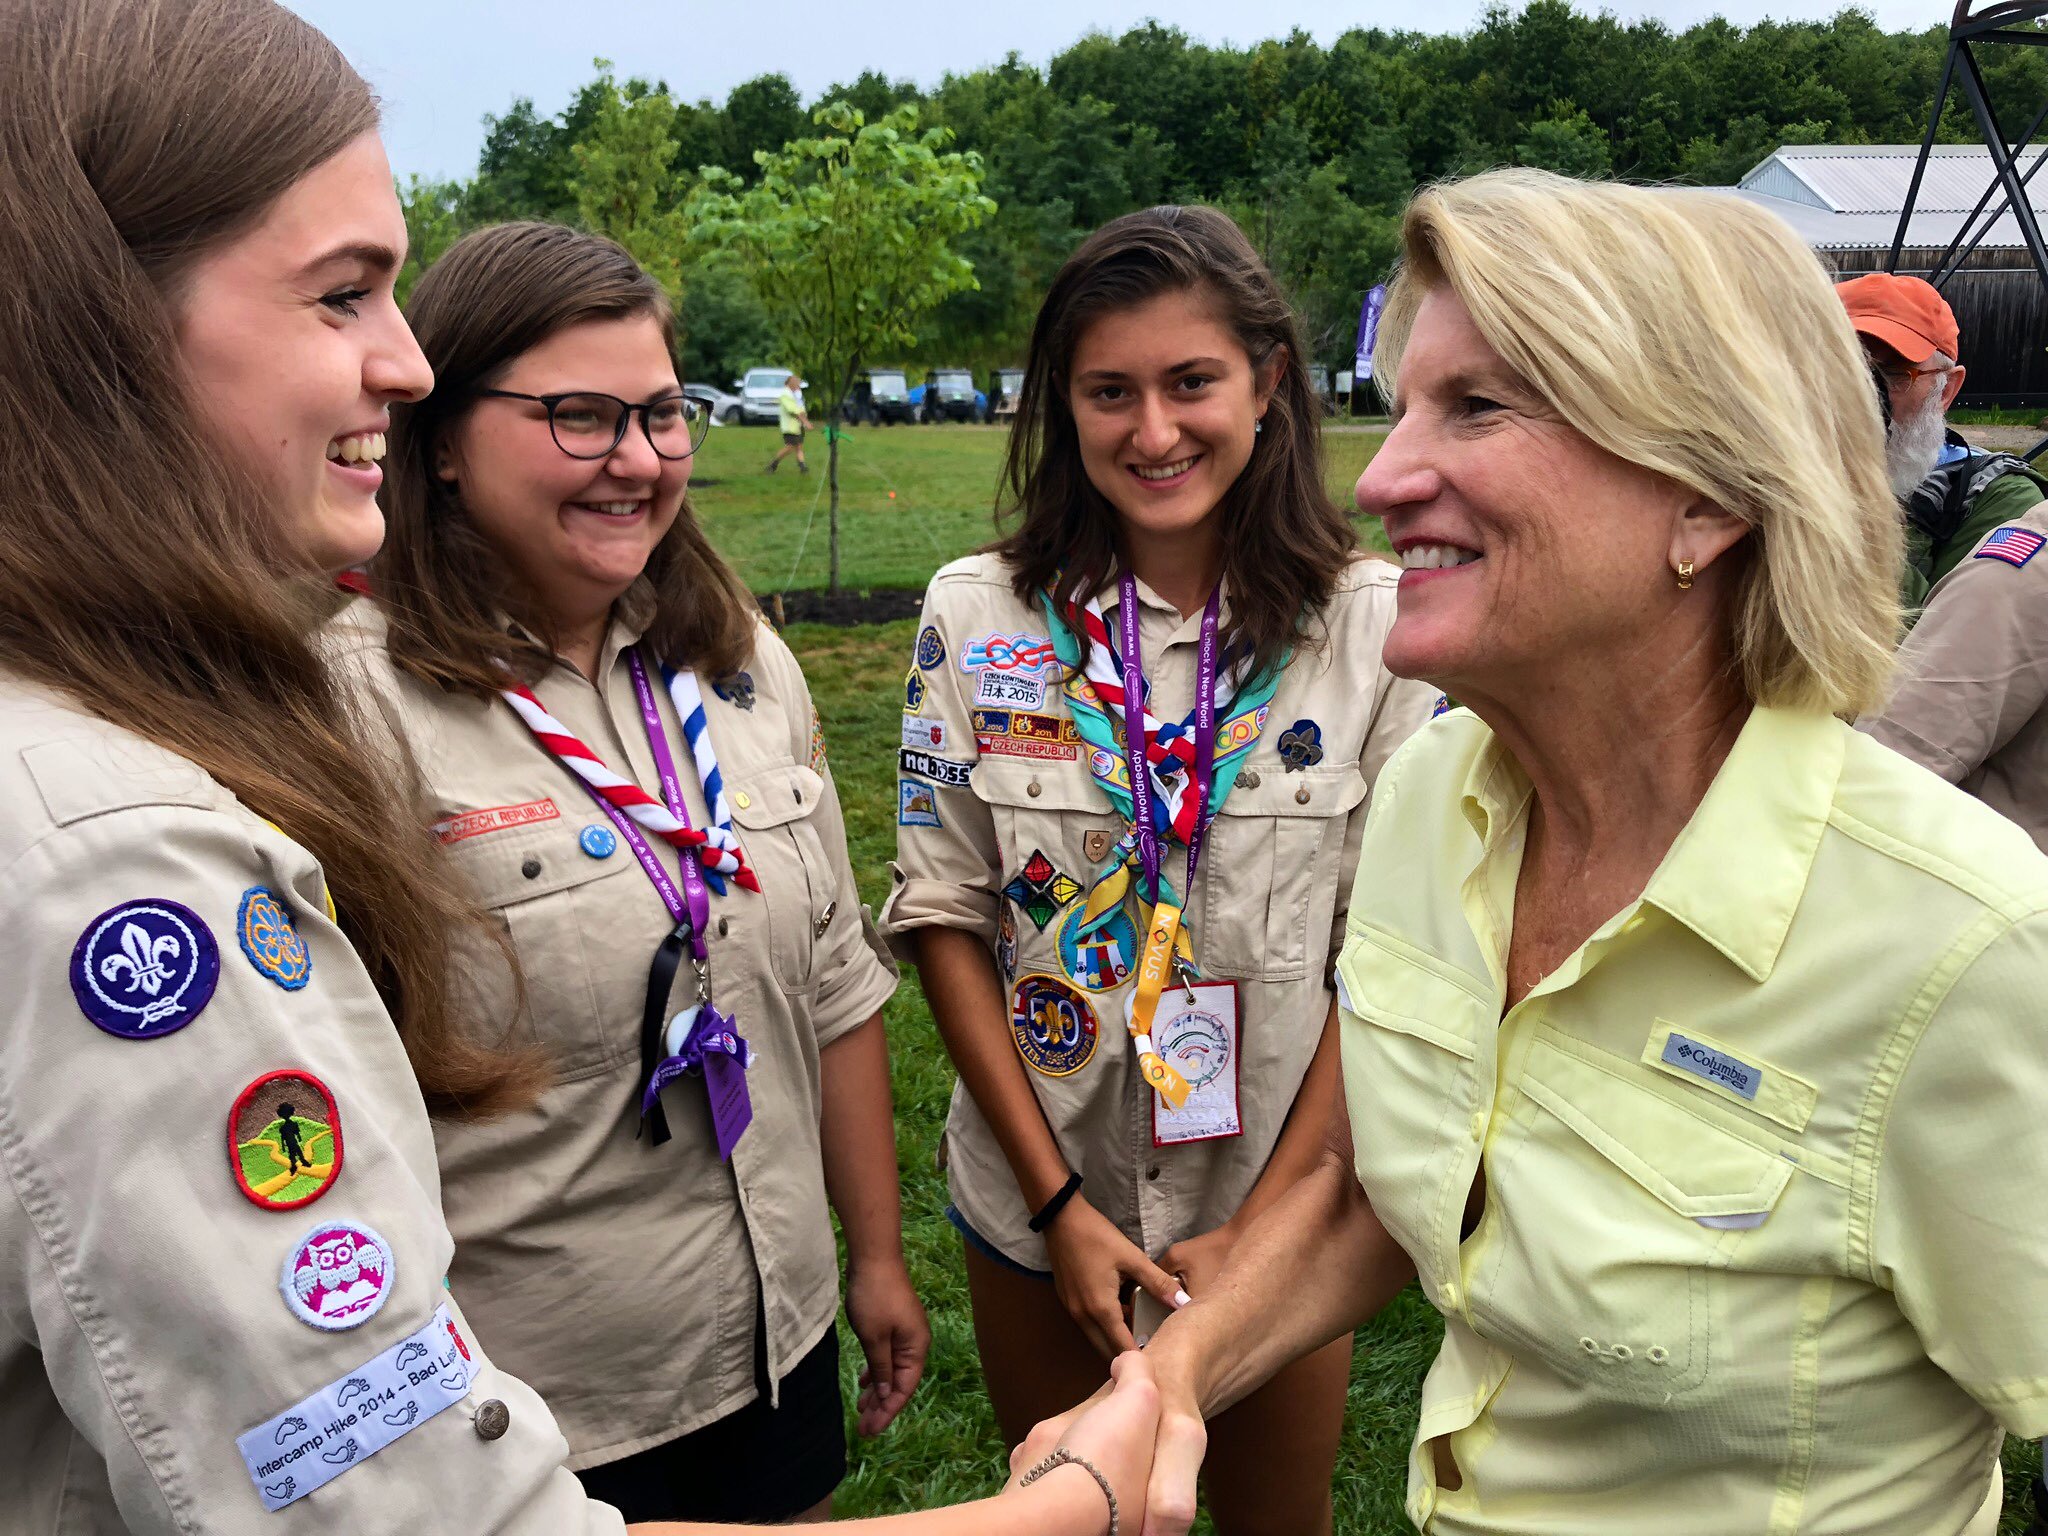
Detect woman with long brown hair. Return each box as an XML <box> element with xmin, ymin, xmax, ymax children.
<box><xmin>0</xmin><ymin>2</ymin><xmax>1154</xmax><ymax>1532</ymax></box>
<box><xmin>880</xmin><ymin>205</ymin><xmax>1438</xmax><ymax>1534</ymax></box>
<box><xmin>325</xmin><ymin>220</ymin><xmax>924</xmax><ymax>1526</ymax></box>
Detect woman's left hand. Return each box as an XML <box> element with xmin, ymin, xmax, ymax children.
<box><xmin>1155</xmin><ymin>1221</ymin><xmax>1241</xmax><ymax>1311</ymax></box>
<box><xmin>845</xmin><ymin>1257</ymin><xmax>930</xmax><ymax>1436</ymax></box>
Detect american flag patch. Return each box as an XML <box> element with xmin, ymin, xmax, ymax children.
<box><xmin>1975</xmin><ymin>526</ymin><xmax>2046</xmax><ymax>567</ymax></box>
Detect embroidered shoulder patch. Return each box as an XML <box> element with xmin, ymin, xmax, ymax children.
<box><xmin>1976</xmin><ymin>525</ymin><xmax>2046</xmax><ymax>567</ymax></box>
<box><xmin>1058</xmin><ymin>904</ymin><xmax>1139</xmax><ymax>991</ymax></box>
<box><xmin>898</xmin><ymin>778</ymin><xmax>943</xmax><ymax>828</ymax></box>
<box><xmin>231</xmin><ymin>1071</ymin><xmax>342</xmax><ymax>1211</ymax></box>
<box><xmin>915</xmin><ymin>625</ymin><xmax>947</xmax><ymax>671</ymax></box>
<box><xmin>1004</xmin><ymin>849</ymin><xmax>1082</xmax><ymax>931</ymax></box>
<box><xmin>237</xmin><ymin>888</ymin><xmax>311</xmax><ymax>991</ymax></box>
<box><xmin>810</xmin><ymin>704</ymin><xmax>828</xmax><ymax>773</ymax></box>
<box><xmin>237</xmin><ymin>1301</ymin><xmax>471</xmax><ymax>1511</ymax></box>
<box><xmin>900</xmin><ymin>748</ymin><xmax>974</xmax><ymax>787</ymax></box>
<box><xmin>431</xmin><ymin>797</ymin><xmax>559</xmax><ymax>846</ymax></box>
<box><xmin>1011</xmin><ymin>974</ymin><xmax>1099</xmax><ymax>1077</ymax></box>
<box><xmin>904</xmin><ymin>667</ymin><xmax>929</xmax><ymax>715</ymax></box>
<box><xmin>281</xmin><ymin>1221</ymin><xmax>394</xmax><ymax>1331</ymax></box>
<box><xmin>71</xmin><ymin>898</ymin><xmax>220</xmax><ymax>1040</ymax></box>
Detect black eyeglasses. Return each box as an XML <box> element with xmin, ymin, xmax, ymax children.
<box><xmin>475</xmin><ymin>389</ymin><xmax>709</xmax><ymax>460</ymax></box>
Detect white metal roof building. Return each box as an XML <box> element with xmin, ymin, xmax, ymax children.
<box><xmin>1715</xmin><ymin>144</ymin><xmax>2046</xmax><ymax>407</ymax></box>
<box><xmin>1729</xmin><ymin>143</ymin><xmax>2042</xmax><ymax>251</ymax></box>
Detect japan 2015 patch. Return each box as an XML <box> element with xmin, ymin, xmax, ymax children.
<box><xmin>71</xmin><ymin>898</ymin><xmax>221</xmax><ymax>1040</ymax></box>
<box><xmin>281</xmin><ymin>1221</ymin><xmax>394</xmax><ymax>1331</ymax></box>
<box><xmin>237</xmin><ymin>1301</ymin><xmax>471</xmax><ymax>1511</ymax></box>
<box><xmin>237</xmin><ymin>887</ymin><xmax>311</xmax><ymax>991</ymax></box>
<box><xmin>1010</xmin><ymin>973</ymin><xmax>1099</xmax><ymax>1077</ymax></box>
<box><xmin>232</xmin><ymin>1070</ymin><xmax>343</xmax><ymax>1212</ymax></box>
<box><xmin>915</xmin><ymin>625</ymin><xmax>947</xmax><ymax>670</ymax></box>
<box><xmin>961</xmin><ymin>632</ymin><xmax>1058</xmax><ymax>710</ymax></box>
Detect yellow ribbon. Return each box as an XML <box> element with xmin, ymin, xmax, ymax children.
<box><xmin>1127</xmin><ymin>899</ymin><xmax>1193</xmax><ymax>1108</ymax></box>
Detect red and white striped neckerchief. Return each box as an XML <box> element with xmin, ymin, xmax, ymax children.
<box><xmin>500</xmin><ymin>679</ymin><xmax>759</xmax><ymax>892</ymax></box>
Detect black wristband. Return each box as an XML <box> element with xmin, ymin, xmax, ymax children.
<box><xmin>1028</xmin><ymin>1172</ymin><xmax>1084</xmax><ymax>1233</ymax></box>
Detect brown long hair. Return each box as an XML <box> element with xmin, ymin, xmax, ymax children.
<box><xmin>373</xmin><ymin>222</ymin><xmax>757</xmax><ymax>697</ymax></box>
<box><xmin>0</xmin><ymin>0</ymin><xmax>539</xmax><ymax>1117</ymax></box>
<box><xmin>995</xmin><ymin>206</ymin><xmax>1355</xmax><ymax>682</ymax></box>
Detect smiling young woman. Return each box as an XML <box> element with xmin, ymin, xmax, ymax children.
<box><xmin>879</xmin><ymin>206</ymin><xmax>1439</xmax><ymax>1536</ymax></box>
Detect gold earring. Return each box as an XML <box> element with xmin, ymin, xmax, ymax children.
<box><xmin>1676</xmin><ymin>558</ymin><xmax>1694</xmax><ymax>590</ymax></box>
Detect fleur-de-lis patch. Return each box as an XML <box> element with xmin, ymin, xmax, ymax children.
<box><xmin>71</xmin><ymin>898</ymin><xmax>220</xmax><ymax>1039</ymax></box>
<box><xmin>713</xmin><ymin>672</ymin><xmax>756</xmax><ymax>711</ymax></box>
<box><xmin>1277</xmin><ymin>719</ymin><xmax>1324</xmax><ymax>772</ymax></box>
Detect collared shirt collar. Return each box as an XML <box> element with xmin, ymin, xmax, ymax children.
<box><xmin>1458</xmin><ymin>703</ymin><xmax>1842</xmax><ymax>983</ymax></box>
<box><xmin>501</xmin><ymin>577</ymin><xmax>658</xmax><ymax>685</ymax></box>
<box><xmin>1092</xmin><ymin>562</ymin><xmax>1236</xmax><ymax>649</ymax></box>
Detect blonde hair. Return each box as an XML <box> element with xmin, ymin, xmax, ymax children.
<box><xmin>1374</xmin><ymin>169</ymin><xmax>1901</xmax><ymax>718</ymax></box>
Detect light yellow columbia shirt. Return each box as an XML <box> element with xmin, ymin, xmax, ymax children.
<box><xmin>1339</xmin><ymin>703</ymin><xmax>2048</xmax><ymax>1536</ymax></box>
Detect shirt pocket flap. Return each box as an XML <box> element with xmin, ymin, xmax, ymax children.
<box><xmin>1520</xmin><ymin>1034</ymin><xmax>1794</xmax><ymax>1221</ymax></box>
<box><xmin>1216</xmin><ymin>763</ymin><xmax>1368</xmax><ymax>820</ymax></box>
<box><xmin>448</xmin><ymin>818</ymin><xmax>637</xmax><ymax>909</ymax></box>
<box><xmin>969</xmin><ymin>756</ymin><xmax>1105</xmax><ymax>813</ymax></box>
<box><xmin>1335</xmin><ymin>929</ymin><xmax>1486</xmax><ymax>1060</ymax></box>
<box><xmin>726</xmin><ymin>764</ymin><xmax>826</xmax><ymax>829</ymax></box>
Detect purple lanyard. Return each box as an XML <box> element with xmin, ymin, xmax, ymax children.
<box><xmin>571</xmin><ymin>651</ymin><xmax>709</xmax><ymax>963</ymax></box>
<box><xmin>1115</xmin><ymin>573</ymin><xmax>1221</xmax><ymax>907</ymax></box>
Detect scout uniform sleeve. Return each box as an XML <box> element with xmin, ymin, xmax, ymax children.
<box><xmin>1862</xmin><ymin>509</ymin><xmax>2048</xmax><ymax>785</ymax></box>
<box><xmin>1870</xmin><ymin>907</ymin><xmax>2048</xmax><ymax>1438</ymax></box>
<box><xmin>0</xmin><ymin>802</ymin><xmax>622</xmax><ymax>1533</ymax></box>
<box><xmin>767</xmin><ymin>634</ymin><xmax>897</xmax><ymax>1048</ymax></box>
<box><xmin>879</xmin><ymin>579</ymin><xmax>1003</xmax><ymax>948</ymax></box>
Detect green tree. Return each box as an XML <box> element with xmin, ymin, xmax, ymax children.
<box><xmin>688</xmin><ymin>102</ymin><xmax>994</xmax><ymax>591</ymax></box>
<box><xmin>395</xmin><ymin>176</ymin><xmax>466</xmax><ymax>307</ymax></box>
<box><xmin>1516</xmin><ymin>102</ymin><xmax>1614</xmax><ymax>178</ymax></box>
<box><xmin>569</xmin><ymin>61</ymin><xmax>687</xmax><ymax>301</ymax></box>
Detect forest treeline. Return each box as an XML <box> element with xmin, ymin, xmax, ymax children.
<box><xmin>397</xmin><ymin>1</ymin><xmax>2048</xmax><ymax>385</ymax></box>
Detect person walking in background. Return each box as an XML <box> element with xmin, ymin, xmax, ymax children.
<box><xmin>768</xmin><ymin>372</ymin><xmax>813</xmax><ymax>474</ymax></box>
<box><xmin>326</xmin><ymin>224</ymin><xmax>926</xmax><ymax>1527</ymax></box>
<box><xmin>881</xmin><ymin>205</ymin><xmax>1438</xmax><ymax>1536</ymax></box>
<box><xmin>1839</xmin><ymin>273</ymin><xmax>2048</xmax><ymax>616</ymax></box>
<box><xmin>1065</xmin><ymin>168</ymin><xmax>2048</xmax><ymax>1536</ymax></box>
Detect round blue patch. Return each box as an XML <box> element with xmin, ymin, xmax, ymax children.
<box><xmin>579</xmin><ymin>824</ymin><xmax>618</xmax><ymax>859</ymax></box>
<box><xmin>71</xmin><ymin>898</ymin><xmax>220</xmax><ymax>1039</ymax></box>
<box><xmin>1010</xmin><ymin>974</ymin><xmax>1099</xmax><ymax>1077</ymax></box>
<box><xmin>1057</xmin><ymin>904</ymin><xmax>1140</xmax><ymax>992</ymax></box>
<box><xmin>915</xmin><ymin>625</ymin><xmax>946</xmax><ymax>671</ymax></box>
<box><xmin>237</xmin><ymin>887</ymin><xmax>310</xmax><ymax>991</ymax></box>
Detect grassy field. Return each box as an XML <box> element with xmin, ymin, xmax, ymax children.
<box><xmin>726</xmin><ymin>431</ymin><xmax>2042</xmax><ymax>1531</ymax></box>
<box><xmin>689</xmin><ymin>419</ymin><xmax>1391</xmax><ymax>596</ymax></box>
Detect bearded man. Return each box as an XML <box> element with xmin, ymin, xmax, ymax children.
<box><xmin>1839</xmin><ymin>273</ymin><xmax>2048</xmax><ymax>618</ymax></box>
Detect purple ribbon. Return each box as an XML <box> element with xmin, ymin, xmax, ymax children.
<box><xmin>640</xmin><ymin>1004</ymin><xmax>754</xmax><ymax>1162</ymax></box>
<box><xmin>623</xmin><ymin>651</ymin><xmax>710</xmax><ymax>962</ymax></box>
<box><xmin>1115</xmin><ymin>573</ymin><xmax>1223</xmax><ymax>907</ymax></box>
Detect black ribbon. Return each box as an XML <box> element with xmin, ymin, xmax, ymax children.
<box><xmin>637</xmin><ymin>920</ymin><xmax>692</xmax><ymax>1147</ymax></box>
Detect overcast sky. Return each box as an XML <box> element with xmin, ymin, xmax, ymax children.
<box><xmin>285</xmin><ymin>0</ymin><xmax>1953</xmax><ymax>184</ymax></box>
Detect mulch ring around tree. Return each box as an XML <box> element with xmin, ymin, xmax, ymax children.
<box><xmin>757</xmin><ymin>589</ymin><xmax>925</xmax><ymax>627</ymax></box>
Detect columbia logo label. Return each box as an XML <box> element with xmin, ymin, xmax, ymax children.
<box><xmin>1661</xmin><ymin>1032</ymin><xmax>1761</xmax><ymax>1101</ymax></box>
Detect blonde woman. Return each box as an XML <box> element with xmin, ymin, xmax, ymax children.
<box><xmin>1067</xmin><ymin>170</ymin><xmax>2048</xmax><ymax>1536</ymax></box>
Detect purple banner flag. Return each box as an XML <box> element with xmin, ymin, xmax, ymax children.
<box><xmin>1354</xmin><ymin>283</ymin><xmax>1388</xmax><ymax>380</ymax></box>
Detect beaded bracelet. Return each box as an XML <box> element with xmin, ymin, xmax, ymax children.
<box><xmin>1018</xmin><ymin>1448</ymin><xmax>1118</xmax><ymax>1536</ymax></box>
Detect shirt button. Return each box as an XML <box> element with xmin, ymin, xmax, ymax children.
<box><xmin>1146</xmin><ymin>1166</ymin><xmax>1161</xmax><ymax>1182</ymax></box>
<box><xmin>520</xmin><ymin>857</ymin><xmax>542</xmax><ymax>880</ymax></box>
<box><xmin>717</xmin><ymin>917</ymin><xmax>729</xmax><ymax>938</ymax></box>
<box><xmin>1027</xmin><ymin>781</ymin><xmax>1042</xmax><ymax>798</ymax></box>
<box><xmin>474</xmin><ymin>1399</ymin><xmax>511</xmax><ymax>1441</ymax></box>
<box><xmin>733</xmin><ymin>790</ymin><xmax>752</xmax><ymax>810</ymax></box>
<box><xmin>1439</xmin><ymin>1281</ymin><xmax>1459</xmax><ymax>1309</ymax></box>
<box><xmin>1294</xmin><ymin>786</ymin><xmax>1310</xmax><ymax>805</ymax></box>
<box><xmin>1469</xmin><ymin>1112</ymin><xmax>1487</xmax><ymax>1141</ymax></box>
<box><xmin>1239</xmin><ymin>769</ymin><xmax>1262</xmax><ymax>789</ymax></box>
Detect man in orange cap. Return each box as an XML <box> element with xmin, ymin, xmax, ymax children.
<box><xmin>1839</xmin><ymin>273</ymin><xmax>2047</xmax><ymax>612</ymax></box>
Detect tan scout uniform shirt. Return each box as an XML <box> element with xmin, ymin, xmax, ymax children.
<box><xmin>1862</xmin><ymin>494</ymin><xmax>2048</xmax><ymax>852</ymax></box>
<box><xmin>325</xmin><ymin>598</ymin><xmax>896</xmax><ymax>1467</ymax></box>
<box><xmin>880</xmin><ymin>552</ymin><xmax>1436</xmax><ymax>1269</ymax></box>
<box><xmin>1339</xmin><ymin>705</ymin><xmax>2048</xmax><ymax>1535</ymax></box>
<box><xmin>0</xmin><ymin>673</ymin><xmax>621</xmax><ymax>1533</ymax></box>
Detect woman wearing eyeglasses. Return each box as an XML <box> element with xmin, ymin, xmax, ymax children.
<box><xmin>324</xmin><ymin>221</ymin><xmax>927</xmax><ymax>1527</ymax></box>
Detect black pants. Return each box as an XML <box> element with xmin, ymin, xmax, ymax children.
<box><xmin>575</xmin><ymin>1322</ymin><xmax>845</xmax><ymax>1523</ymax></box>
